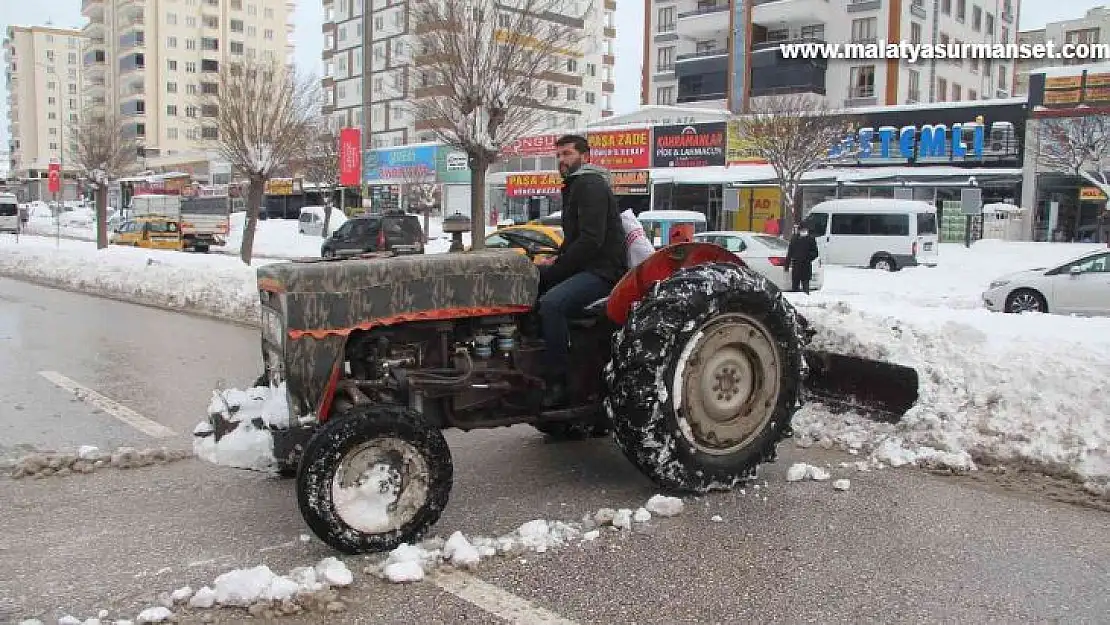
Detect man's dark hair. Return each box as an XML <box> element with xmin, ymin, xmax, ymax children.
<box><xmin>555</xmin><ymin>134</ymin><xmax>589</xmax><ymax>154</ymax></box>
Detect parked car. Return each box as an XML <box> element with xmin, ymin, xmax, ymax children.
<box><xmin>0</xmin><ymin>192</ymin><xmax>19</xmax><ymax>233</ymax></box>
<box><xmin>982</xmin><ymin>248</ymin><xmax>1110</xmax><ymax>316</ymax></box>
<box><xmin>801</xmin><ymin>198</ymin><xmax>939</xmax><ymax>271</ymax></box>
<box><xmin>320</xmin><ymin>211</ymin><xmax>424</xmax><ymax>258</ymax></box>
<box><xmin>110</xmin><ymin>216</ymin><xmax>184</xmax><ymax>251</ymax></box>
<box><xmin>298</xmin><ymin>205</ymin><xmax>347</xmax><ymax>236</ymax></box>
<box><xmin>694</xmin><ymin>230</ymin><xmax>824</xmax><ymax>292</ymax></box>
<box><xmin>477</xmin><ymin>223</ymin><xmax>564</xmax><ymax>264</ymax></box>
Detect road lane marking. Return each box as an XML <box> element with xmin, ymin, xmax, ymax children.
<box><xmin>38</xmin><ymin>370</ymin><xmax>177</xmax><ymax>438</ymax></box>
<box><xmin>430</xmin><ymin>570</ymin><xmax>579</xmax><ymax>625</ymax></box>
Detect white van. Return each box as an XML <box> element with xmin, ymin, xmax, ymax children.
<box><xmin>801</xmin><ymin>198</ymin><xmax>939</xmax><ymax>271</ymax></box>
<box><xmin>0</xmin><ymin>192</ymin><xmax>20</xmax><ymax>233</ymax></box>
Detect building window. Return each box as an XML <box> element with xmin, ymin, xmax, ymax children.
<box><xmin>186</xmin><ymin>16</ymin><xmax>197</xmax><ymax>27</ymax></box>
<box><xmin>910</xmin><ymin>22</ymin><xmax>922</xmax><ymax>46</ymax></box>
<box><xmin>264</xmin><ymin>7</ymin><xmax>274</xmax><ymax>18</ymax></box>
<box><xmin>202</xmin><ymin>38</ymin><xmax>219</xmax><ymax>51</ymax></box>
<box><xmin>656</xmin><ymin>85</ymin><xmax>675</xmax><ymax>104</ymax></box>
<box><xmin>998</xmin><ymin>65</ymin><xmax>1007</xmax><ymax>90</ymax></box>
<box><xmin>68</xmin><ymin>52</ymin><xmax>77</xmax><ymax>64</ymax></box>
<box><xmin>985</xmin><ymin>13</ymin><xmax>994</xmax><ymax>35</ymax></box>
<box><xmin>201</xmin><ymin>59</ymin><xmax>219</xmax><ymax>72</ymax></box>
<box><xmin>849</xmin><ymin>65</ymin><xmax>875</xmax><ymax>98</ymax></box>
<box><xmin>202</xmin><ymin>127</ymin><xmax>219</xmax><ymax>140</ymax></box>
<box><xmin>952</xmin><ymin>83</ymin><xmax>961</xmax><ymax>100</ymax></box>
<box><xmin>186</xmin><ymin>39</ymin><xmax>197</xmax><ymax>50</ymax></box>
<box><xmin>547</xmin><ymin>84</ymin><xmax>558</xmax><ymax>98</ymax></box>
<box><xmin>202</xmin><ymin>82</ymin><xmax>218</xmax><ymax>95</ymax></box>
<box><xmin>586</xmin><ymin>91</ymin><xmax>596</xmax><ymax>104</ymax></box>
<box><xmin>799</xmin><ymin>24</ymin><xmax>824</xmax><ymax>40</ymax></box>
<box><xmin>168</xmin><ymin>59</ymin><xmax>177</xmax><ymax>71</ymax></box>
<box><xmin>230</xmin><ymin>41</ymin><xmax>244</xmax><ymax>55</ymax></box>
<box><xmin>937</xmin><ymin>77</ymin><xmax>947</xmax><ymax>101</ymax></box>
<box><xmin>851</xmin><ymin>18</ymin><xmax>877</xmax><ymax>43</ymax></box>
<box><xmin>167</xmin><ymin>128</ymin><xmax>178</xmax><ymax>140</ymax></box>
<box><xmin>167</xmin><ymin>37</ymin><xmax>178</xmax><ymax>48</ymax></box>
<box><xmin>204</xmin><ymin>16</ymin><xmax>219</xmax><ymax>29</ymax></box>
<box><xmin>969</xmin><ymin>89</ymin><xmax>977</xmax><ymax>100</ymax></box>
<box><xmin>567</xmin><ymin>58</ymin><xmax>578</xmax><ymax>72</ymax></box>
<box><xmin>695</xmin><ymin>40</ymin><xmax>717</xmax><ymax>55</ymax></box>
<box><xmin>908</xmin><ymin>69</ymin><xmax>920</xmax><ymax>102</ymax></box>
<box><xmin>956</xmin><ymin>0</ymin><xmax>966</xmax><ymax>21</ymax></box>
<box><xmin>167</xmin><ymin>82</ymin><xmax>177</xmax><ymax>93</ymax></box>
<box><xmin>972</xmin><ymin>5</ymin><xmax>982</xmax><ymax>31</ymax></box>
<box><xmin>941</xmin><ymin>0</ymin><xmax>951</xmax><ymax>14</ymax></box>
<box><xmin>231</xmin><ymin>19</ymin><xmax>244</xmax><ymax>32</ymax></box>
<box><xmin>657</xmin><ymin>7</ymin><xmax>675</xmax><ymax>33</ymax></box>
<box><xmin>566</xmin><ymin>88</ymin><xmax>577</xmax><ymax>101</ymax></box>
<box><xmin>231</xmin><ymin>0</ymin><xmax>242</xmax><ymax>9</ymax></box>
<box><xmin>167</xmin><ymin>105</ymin><xmax>178</xmax><ymax>115</ymax></box>
<box><xmin>188</xmin><ymin>84</ymin><xmax>198</xmax><ymax>95</ymax></box>
<box><xmin>264</xmin><ymin>29</ymin><xmax>274</xmax><ymax>40</ymax></box>
<box><xmin>657</xmin><ymin>47</ymin><xmax>674</xmax><ymax>72</ymax></box>
<box><xmin>186</xmin><ymin>62</ymin><xmax>197</xmax><ymax>73</ymax></box>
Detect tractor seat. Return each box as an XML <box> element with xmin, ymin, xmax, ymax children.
<box><xmin>568</xmin><ymin>296</ymin><xmax>610</xmax><ymax>328</ymax></box>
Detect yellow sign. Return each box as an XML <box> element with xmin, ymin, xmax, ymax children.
<box><xmin>1045</xmin><ymin>75</ymin><xmax>1082</xmax><ymax>89</ymax></box>
<box><xmin>1080</xmin><ymin>186</ymin><xmax>1107</xmax><ymax>201</ymax></box>
<box><xmin>265</xmin><ymin>178</ymin><xmax>295</xmax><ymax>195</ymax></box>
<box><xmin>1043</xmin><ymin>89</ymin><xmax>1082</xmax><ymax>105</ymax></box>
<box><xmin>726</xmin><ymin>121</ymin><xmax>767</xmax><ymax>165</ymax></box>
<box><xmin>733</xmin><ymin>187</ymin><xmax>781</xmax><ymax>232</ymax></box>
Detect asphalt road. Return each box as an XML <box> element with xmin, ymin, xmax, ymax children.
<box><xmin>1</xmin><ymin>276</ymin><xmax>1108</xmax><ymax>624</ymax></box>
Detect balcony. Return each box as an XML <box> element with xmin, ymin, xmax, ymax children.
<box><xmin>677</xmin><ymin>2</ymin><xmax>731</xmax><ymax>37</ymax></box>
<box><xmin>676</xmin><ymin>53</ymin><xmax>728</xmax><ymax>105</ymax></box>
<box><xmin>119</xmin><ymin>53</ymin><xmax>145</xmax><ymax>75</ymax></box>
<box><xmin>676</xmin><ymin>47</ymin><xmax>729</xmax><ymax>63</ymax></box>
<box><xmin>750</xmin><ymin>47</ymin><xmax>827</xmax><ymax>97</ymax></box>
<box><xmin>83</xmin><ymin>49</ymin><xmax>106</xmax><ymax>66</ymax></box>
<box><xmin>120</xmin><ymin>99</ymin><xmax>146</xmax><ymax>117</ymax></box>
<box><xmin>846</xmin><ymin>0</ymin><xmax>881</xmax><ymax>12</ymax></box>
<box><xmin>118</xmin><ymin>31</ymin><xmax>145</xmax><ymax>52</ymax></box>
<box><xmin>752</xmin><ymin>0</ymin><xmax>830</xmax><ymax>28</ymax></box>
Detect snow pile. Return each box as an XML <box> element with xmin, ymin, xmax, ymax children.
<box><xmin>193</xmin><ymin>383</ymin><xmax>291</xmax><ymax>472</ymax></box>
<box><xmin>215</xmin><ymin>210</ymin><xmax>347</xmax><ymax>259</ymax></box>
<box><xmin>791</xmin><ymin>298</ymin><xmax>1110</xmax><ymax>493</ymax></box>
<box><xmin>5</xmin><ymin>445</ymin><xmax>193</xmax><ymax>479</ymax></box>
<box><xmin>785</xmin><ymin>462</ymin><xmax>831</xmax><ymax>482</ymax></box>
<box><xmin>371</xmin><ymin>495</ymin><xmax>685</xmax><ymax>583</ymax></box>
<box><xmin>0</xmin><ymin>236</ymin><xmax>261</xmax><ymax>324</ymax></box>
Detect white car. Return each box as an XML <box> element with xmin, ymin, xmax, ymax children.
<box><xmin>693</xmin><ymin>230</ymin><xmax>823</xmax><ymax>292</ymax></box>
<box><xmin>982</xmin><ymin>248</ymin><xmax>1110</xmax><ymax>316</ymax></box>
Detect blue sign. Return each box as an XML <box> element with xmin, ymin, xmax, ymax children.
<box><xmin>829</xmin><ymin>123</ymin><xmax>986</xmax><ymax>161</ymax></box>
<box><xmin>363</xmin><ymin>145</ymin><xmax>438</xmax><ymax>182</ymax></box>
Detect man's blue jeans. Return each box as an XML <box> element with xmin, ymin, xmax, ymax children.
<box><xmin>537</xmin><ymin>271</ymin><xmax>612</xmax><ymax>373</ymax></box>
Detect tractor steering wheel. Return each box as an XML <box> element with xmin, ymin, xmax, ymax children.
<box><xmin>498</xmin><ymin>230</ymin><xmax>559</xmax><ymax>263</ymax></box>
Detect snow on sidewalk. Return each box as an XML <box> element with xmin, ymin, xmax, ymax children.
<box><xmin>0</xmin><ymin>235</ymin><xmax>261</xmax><ymax>324</ymax></box>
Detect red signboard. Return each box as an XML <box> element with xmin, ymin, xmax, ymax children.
<box><xmin>585</xmin><ymin>128</ymin><xmax>651</xmax><ymax>170</ymax></box>
<box><xmin>47</xmin><ymin>162</ymin><xmax>61</xmax><ymax>194</ymax></box>
<box><xmin>506</xmin><ymin>172</ymin><xmax>562</xmax><ymax>197</ymax></box>
<box><xmin>502</xmin><ymin>134</ymin><xmax>558</xmax><ymax>157</ymax></box>
<box><xmin>338</xmin><ymin>127</ymin><xmax>362</xmax><ymax>186</ymax></box>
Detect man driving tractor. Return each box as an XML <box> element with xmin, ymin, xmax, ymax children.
<box><xmin>537</xmin><ymin>135</ymin><xmax>628</xmax><ymax>408</ymax></box>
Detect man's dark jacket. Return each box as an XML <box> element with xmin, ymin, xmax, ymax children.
<box><xmin>543</xmin><ymin>163</ymin><xmax>627</xmax><ymax>287</ymax></box>
<box><xmin>786</xmin><ymin>232</ymin><xmax>820</xmax><ymax>281</ymax></box>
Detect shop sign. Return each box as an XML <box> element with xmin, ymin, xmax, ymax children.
<box><xmin>436</xmin><ymin>148</ymin><xmax>471</xmax><ymax>184</ymax></box>
<box><xmin>652</xmin><ymin>122</ymin><xmax>727</xmax><ymax>168</ymax></box>
<box><xmin>726</xmin><ymin>121</ymin><xmax>767</xmax><ymax>165</ymax></box>
<box><xmin>1080</xmin><ymin>186</ymin><xmax>1107</xmax><ymax>201</ymax></box>
<box><xmin>264</xmin><ymin>178</ymin><xmax>299</xmax><ymax>195</ymax></box>
<box><xmin>828</xmin><ymin>123</ymin><xmax>985</xmax><ymax>160</ymax></box>
<box><xmin>502</xmin><ymin>134</ymin><xmax>558</xmax><ymax>157</ymax></box>
<box><xmin>363</xmin><ymin>145</ymin><xmax>438</xmax><ymax>182</ymax></box>
<box><xmin>611</xmin><ymin>170</ymin><xmax>649</xmax><ymax>195</ymax></box>
<box><xmin>338</xmin><ymin>127</ymin><xmax>362</xmax><ymax>187</ymax></box>
<box><xmin>584</xmin><ymin>128</ymin><xmax>651</xmax><ymax>170</ymax></box>
<box><xmin>506</xmin><ymin>172</ymin><xmax>562</xmax><ymax>197</ymax></box>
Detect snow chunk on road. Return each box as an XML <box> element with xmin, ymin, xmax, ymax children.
<box><xmin>383</xmin><ymin>544</ymin><xmax>432</xmax><ymax>582</ymax></box>
<box><xmin>57</xmin><ymin>617</ymin><xmax>81</xmax><ymax>625</ymax></box>
<box><xmin>135</xmin><ymin>607</ymin><xmax>172</xmax><ymax>623</ymax></box>
<box><xmin>193</xmin><ymin>384</ymin><xmax>291</xmax><ymax>472</ymax></box>
<box><xmin>444</xmin><ymin>531</ymin><xmax>481</xmax><ymax>568</ymax></box>
<box><xmin>645</xmin><ymin>495</ymin><xmax>684</xmax><ymax>517</ymax></box>
<box><xmin>315</xmin><ymin>557</ymin><xmax>354</xmax><ymax>586</ymax></box>
<box><xmin>633</xmin><ymin>507</ymin><xmax>652</xmax><ymax>523</ymax></box>
<box><xmin>786</xmin><ymin>463</ymin><xmax>831</xmax><ymax>482</ymax></box>
<box><xmin>833</xmin><ymin>479</ymin><xmax>851</xmax><ymax>491</ymax></box>
<box><xmin>188</xmin><ymin>586</ymin><xmax>217</xmax><ymax>609</ymax></box>
<box><xmin>170</xmin><ymin>586</ymin><xmax>193</xmax><ymax>603</ymax></box>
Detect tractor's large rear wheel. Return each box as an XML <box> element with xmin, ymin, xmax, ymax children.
<box><xmin>604</xmin><ymin>263</ymin><xmax>805</xmax><ymax>493</ymax></box>
<box><xmin>296</xmin><ymin>403</ymin><xmax>452</xmax><ymax>554</ymax></box>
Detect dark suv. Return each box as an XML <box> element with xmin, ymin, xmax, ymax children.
<box><xmin>321</xmin><ymin>212</ymin><xmax>425</xmax><ymax>258</ymax></box>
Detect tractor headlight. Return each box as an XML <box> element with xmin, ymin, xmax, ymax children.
<box><xmin>988</xmin><ymin>279</ymin><xmax>1010</xmax><ymax>289</ymax></box>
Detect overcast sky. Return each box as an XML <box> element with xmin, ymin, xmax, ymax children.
<box><xmin>1</xmin><ymin>0</ymin><xmax>1106</xmax><ymax>152</ymax></box>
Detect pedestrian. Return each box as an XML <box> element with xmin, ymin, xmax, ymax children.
<box><xmin>785</xmin><ymin>224</ymin><xmax>819</xmax><ymax>293</ymax></box>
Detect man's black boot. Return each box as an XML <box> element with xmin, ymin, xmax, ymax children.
<box><xmin>542</xmin><ymin>373</ymin><xmax>568</xmax><ymax>409</ymax></box>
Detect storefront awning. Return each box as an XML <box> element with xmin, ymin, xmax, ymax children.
<box><xmin>726</xmin><ymin>166</ymin><xmax>1023</xmax><ymax>188</ymax></box>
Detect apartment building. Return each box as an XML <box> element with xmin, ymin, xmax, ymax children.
<box><xmin>80</xmin><ymin>0</ymin><xmax>296</xmax><ymax>177</ymax></box>
<box><xmin>1016</xmin><ymin>6</ymin><xmax>1110</xmax><ymax>95</ymax></box>
<box><xmin>320</xmin><ymin>0</ymin><xmax>617</xmax><ymax>150</ymax></box>
<box><xmin>642</xmin><ymin>0</ymin><xmax>1020</xmax><ymax>112</ymax></box>
<box><xmin>3</xmin><ymin>25</ymin><xmax>85</xmax><ymax>198</ymax></box>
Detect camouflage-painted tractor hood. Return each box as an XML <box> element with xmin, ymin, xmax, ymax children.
<box><xmin>255</xmin><ymin>250</ymin><xmax>541</xmax><ymax>420</ymax></box>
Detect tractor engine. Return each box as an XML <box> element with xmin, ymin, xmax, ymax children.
<box><xmin>340</xmin><ymin>315</ymin><xmax>548</xmax><ymax>429</ymax></box>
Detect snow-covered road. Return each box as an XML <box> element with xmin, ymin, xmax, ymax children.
<box><xmin>2</xmin><ymin>269</ymin><xmax>1110</xmax><ymax>624</ymax></box>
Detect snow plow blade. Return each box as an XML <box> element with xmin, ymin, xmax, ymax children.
<box><xmin>802</xmin><ymin>350</ymin><xmax>919</xmax><ymax>423</ymax></box>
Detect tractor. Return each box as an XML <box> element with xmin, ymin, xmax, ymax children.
<box><xmin>196</xmin><ymin>236</ymin><xmax>918</xmax><ymax>554</ymax></box>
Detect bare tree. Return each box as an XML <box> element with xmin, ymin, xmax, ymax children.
<box><xmin>70</xmin><ymin>106</ymin><xmax>139</xmax><ymax>248</ymax></box>
<box><xmin>734</xmin><ymin>94</ymin><xmax>849</xmax><ymax>226</ymax></box>
<box><xmin>297</xmin><ymin>125</ymin><xmax>341</xmax><ymax>237</ymax></box>
<box><xmin>196</xmin><ymin>56</ymin><xmax>320</xmax><ymax>263</ymax></box>
<box><xmin>1034</xmin><ymin>114</ymin><xmax>1110</xmax><ymax>198</ymax></box>
<box><xmin>408</xmin><ymin>0</ymin><xmax>588</xmax><ymax>249</ymax></box>
<box><xmin>400</xmin><ymin>165</ymin><xmax>439</xmax><ymax>243</ymax></box>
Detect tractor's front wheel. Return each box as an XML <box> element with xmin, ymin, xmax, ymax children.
<box><xmin>296</xmin><ymin>403</ymin><xmax>452</xmax><ymax>554</ymax></box>
<box><xmin>604</xmin><ymin>263</ymin><xmax>805</xmax><ymax>493</ymax></box>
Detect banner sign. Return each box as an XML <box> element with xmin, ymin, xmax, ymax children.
<box><xmin>436</xmin><ymin>148</ymin><xmax>471</xmax><ymax>184</ymax></box>
<box><xmin>338</xmin><ymin>127</ymin><xmax>362</xmax><ymax>186</ymax></box>
<box><xmin>611</xmin><ymin>170</ymin><xmax>649</xmax><ymax>195</ymax></box>
<box><xmin>501</xmin><ymin>134</ymin><xmax>558</xmax><ymax>157</ymax></box>
<box><xmin>585</xmin><ymin>128</ymin><xmax>651</xmax><ymax>169</ymax></box>
<box><xmin>47</xmin><ymin>162</ymin><xmax>61</xmax><ymax>194</ymax></box>
<box><xmin>506</xmin><ymin>172</ymin><xmax>562</xmax><ymax>197</ymax></box>
<box><xmin>1080</xmin><ymin>186</ymin><xmax>1107</xmax><ymax>201</ymax></box>
<box><xmin>652</xmin><ymin>122</ymin><xmax>727</xmax><ymax>168</ymax></box>
<box><xmin>726</xmin><ymin>121</ymin><xmax>768</xmax><ymax>165</ymax></box>
<box><xmin>363</xmin><ymin>145</ymin><xmax>437</xmax><ymax>182</ymax></box>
